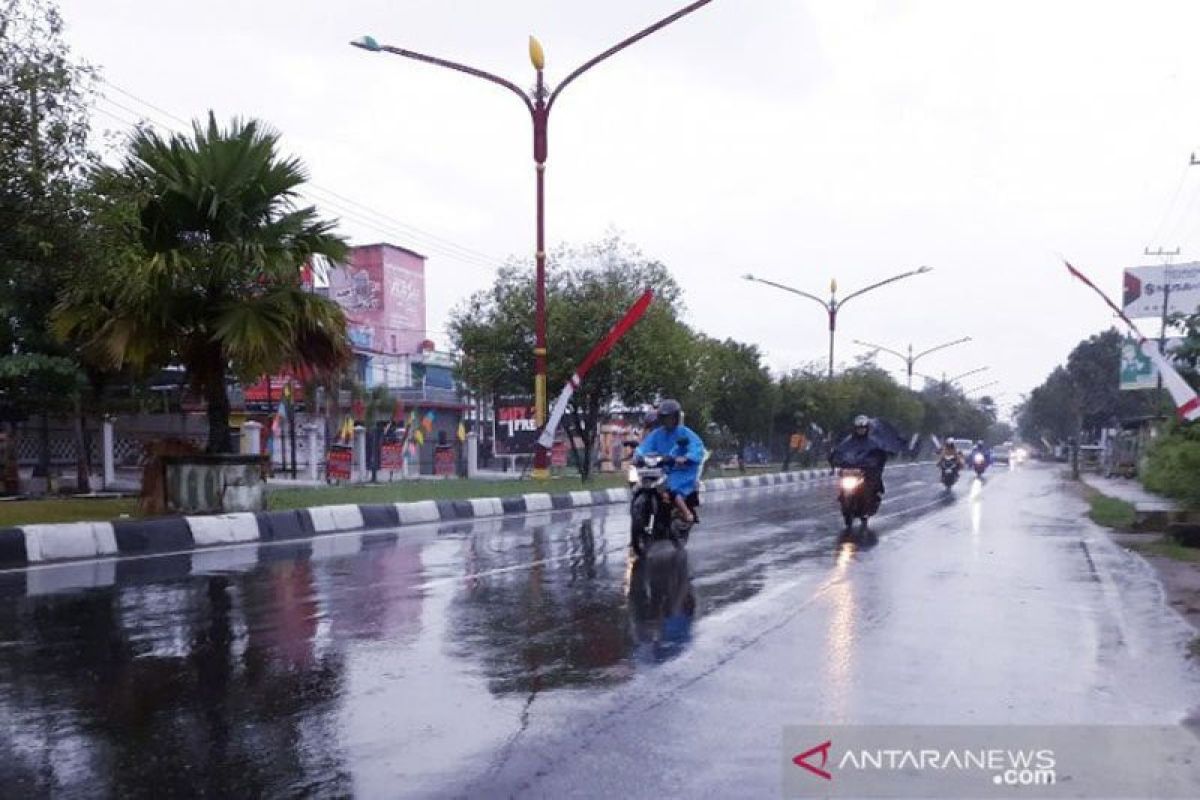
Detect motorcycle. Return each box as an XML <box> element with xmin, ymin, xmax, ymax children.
<box><xmin>628</xmin><ymin>454</ymin><xmax>692</xmax><ymax>556</ymax></box>
<box><xmin>939</xmin><ymin>456</ymin><xmax>961</xmax><ymax>490</ymax></box>
<box><xmin>837</xmin><ymin>467</ymin><xmax>877</xmax><ymax>533</ymax></box>
<box><xmin>970</xmin><ymin>451</ymin><xmax>988</xmax><ymax>478</ymax></box>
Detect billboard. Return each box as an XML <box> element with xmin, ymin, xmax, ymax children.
<box><xmin>329</xmin><ymin>244</ymin><xmax>427</xmax><ymax>354</ymax></box>
<box><xmin>1122</xmin><ymin>262</ymin><xmax>1200</xmax><ymax>319</ymax></box>
<box><xmin>494</xmin><ymin>396</ymin><xmax>539</xmax><ymax>455</ymax></box>
<box><xmin>1119</xmin><ymin>336</ymin><xmax>1184</xmax><ymax>391</ymax></box>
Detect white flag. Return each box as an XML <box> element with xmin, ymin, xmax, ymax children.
<box><xmin>1141</xmin><ymin>340</ymin><xmax>1200</xmax><ymax>421</ymax></box>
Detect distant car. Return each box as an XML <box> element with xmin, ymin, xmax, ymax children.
<box><xmin>992</xmin><ymin>445</ymin><xmax>1011</xmax><ymax>464</ymax></box>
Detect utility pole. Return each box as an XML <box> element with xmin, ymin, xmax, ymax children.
<box><xmin>1143</xmin><ymin>245</ymin><xmax>1180</xmax><ymax>408</ymax></box>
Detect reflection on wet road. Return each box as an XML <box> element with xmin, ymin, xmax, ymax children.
<box><xmin>2</xmin><ymin>464</ymin><xmax>1198</xmax><ymax>797</ymax></box>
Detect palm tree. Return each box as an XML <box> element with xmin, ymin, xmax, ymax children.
<box><xmin>55</xmin><ymin>113</ymin><xmax>350</xmax><ymax>452</ymax></box>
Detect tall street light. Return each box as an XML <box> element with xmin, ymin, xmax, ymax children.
<box><xmin>852</xmin><ymin>336</ymin><xmax>972</xmax><ymax>389</ymax></box>
<box><xmin>742</xmin><ymin>267</ymin><xmax>933</xmax><ymax>378</ymax></box>
<box><xmin>351</xmin><ymin>1</ymin><xmax>716</xmax><ymax>478</ymax></box>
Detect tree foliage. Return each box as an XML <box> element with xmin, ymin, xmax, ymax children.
<box><xmin>449</xmin><ymin>236</ymin><xmax>693</xmax><ymax>480</ymax></box>
<box><xmin>54</xmin><ymin>114</ymin><xmax>351</xmax><ymax>452</ymax></box>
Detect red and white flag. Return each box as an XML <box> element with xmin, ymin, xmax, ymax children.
<box><xmin>1063</xmin><ymin>260</ymin><xmax>1200</xmax><ymax>421</ymax></box>
<box><xmin>537</xmin><ymin>289</ymin><xmax>655</xmax><ymax>449</ymax></box>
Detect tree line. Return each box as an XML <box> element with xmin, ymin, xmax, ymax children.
<box><xmin>3</xmin><ymin>0</ymin><xmax>1005</xmax><ymax>491</ymax></box>
<box><xmin>449</xmin><ymin>237</ymin><xmax>1005</xmax><ymax>480</ymax></box>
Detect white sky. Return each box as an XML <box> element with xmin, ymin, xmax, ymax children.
<box><xmin>57</xmin><ymin>0</ymin><xmax>1200</xmax><ymax>415</ymax></box>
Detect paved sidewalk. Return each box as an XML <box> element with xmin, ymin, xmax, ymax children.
<box><xmin>1080</xmin><ymin>473</ymin><xmax>1179</xmax><ymax>511</ymax></box>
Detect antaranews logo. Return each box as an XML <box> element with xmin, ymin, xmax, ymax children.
<box><xmin>792</xmin><ymin>740</ymin><xmax>833</xmax><ymax>781</ymax></box>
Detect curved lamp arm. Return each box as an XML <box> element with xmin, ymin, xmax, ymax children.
<box><xmin>912</xmin><ymin>336</ymin><xmax>971</xmax><ymax>364</ymax></box>
<box><xmin>743</xmin><ymin>274</ymin><xmax>830</xmax><ymax>312</ymax></box>
<box><xmin>354</xmin><ymin>39</ymin><xmax>535</xmax><ymax>115</ymax></box>
<box><xmin>548</xmin><ymin>0</ymin><xmax>716</xmax><ymax>111</ymax></box>
<box><xmin>838</xmin><ymin>266</ymin><xmax>932</xmax><ymax>310</ymax></box>
<box><xmin>852</xmin><ymin>339</ymin><xmax>908</xmax><ymax>364</ymax></box>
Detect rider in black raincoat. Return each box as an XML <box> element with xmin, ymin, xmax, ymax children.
<box><xmin>829</xmin><ymin>415</ymin><xmax>906</xmax><ymax>514</ymax></box>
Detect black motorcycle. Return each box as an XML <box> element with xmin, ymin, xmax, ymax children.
<box><xmin>837</xmin><ymin>467</ymin><xmax>877</xmax><ymax>533</ymax></box>
<box><xmin>629</xmin><ymin>454</ymin><xmax>690</xmax><ymax>556</ymax></box>
<box><xmin>939</xmin><ymin>456</ymin><xmax>961</xmax><ymax>490</ymax></box>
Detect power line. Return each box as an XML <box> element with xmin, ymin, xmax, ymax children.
<box><xmin>93</xmin><ymin>76</ymin><xmax>509</xmax><ymax>272</ymax></box>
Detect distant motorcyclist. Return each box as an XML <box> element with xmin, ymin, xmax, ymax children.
<box><xmin>829</xmin><ymin>414</ymin><xmax>890</xmax><ymax>513</ymax></box>
<box><xmin>634</xmin><ymin>399</ymin><xmax>705</xmax><ymax>527</ymax></box>
<box><xmin>969</xmin><ymin>440</ymin><xmax>992</xmax><ymax>473</ymax></box>
<box><xmin>940</xmin><ymin>438</ymin><xmax>965</xmax><ymax>469</ymax></box>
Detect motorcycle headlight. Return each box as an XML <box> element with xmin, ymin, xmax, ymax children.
<box><xmin>839</xmin><ymin>476</ymin><xmax>863</xmax><ymax>491</ymax></box>
<box><xmin>973</xmin><ymin>454</ymin><xmax>984</xmax><ymax>465</ymax></box>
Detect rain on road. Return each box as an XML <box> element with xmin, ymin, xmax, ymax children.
<box><xmin>1</xmin><ymin>463</ymin><xmax>1198</xmax><ymax>798</ymax></box>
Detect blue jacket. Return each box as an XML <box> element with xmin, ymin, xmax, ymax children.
<box><xmin>636</xmin><ymin>424</ymin><xmax>705</xmax><ymax>495</ymax></box>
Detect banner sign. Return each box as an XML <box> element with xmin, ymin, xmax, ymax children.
<box><xmin>434</xmin><ymin>447</ymin><xmax>456</xmax><ymax>476</ymax></box>
<box><xmin>551</xmin><ymin>439</ymin><xmax>568</xmax><ymax>468</ymax></box>
<box><xmin>494</xmin><ymin>396</ymin><xmax>539</xmax><ymax>455</ymax></box>
<box><xmin>380</xmin><ymin>442</ymin><xmax>404</xmax><ymax>472</ymax></box>
<box><xmin>1122</xmin><ymin>262</ymin><xmax>1200</xmax><ymax>319</ymax></box>
<box><xmin>1066</xmin><ymin>260</ymin><xmax>1200</xmax><ymax>421</ymax></box>
<box><xmin>1120</xmin><ymin>336</ymin><xmax>1184</xmax><ymax>390</ymax></box>
<box><xmin>327</xmin><ymin>446</ymin><xmax>352</xmax><ymax>481</ymax></box>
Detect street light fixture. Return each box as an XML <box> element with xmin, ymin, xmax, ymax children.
<box><xmin>964</xmin><ymin>381</ymin><xmax>1003</xmax><ymax>395</ymax></box>
<box><xmin>352</xmin><ymin>0</ymin><xmax>716</xmax><ymax>477</ymax></box>
<box><xmin>852</xmin><ymin>336</ymin><xmax>971</xmax><ymax>389</ymax></box>
<box><xmin>742</xmin><ymin>266</ymin><xmax>933</xmax><ymax>378</ymax></box>
<box><xmin>914</xmin><ymin>365</ymin><xmax>989</xmax><ymax>388</ymax></box>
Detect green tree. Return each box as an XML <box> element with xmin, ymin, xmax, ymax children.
<box><xmin>54</xmin><ymin>115</ymin><xmax>351</xmax><ymax>453</ymax></box>
<box><xmin>450</xmin><ymin>236</ymin><xmax>694</xmax><ymax>481</ymax></box>
<box><xmin>1017</xmin><ymin>366</ymin><xmax>1078</xmax><ymax>444</ymax></box>
<box><xmin>691</xmin><ymin>336</ymin><xmax>774</xmax><ymax>470</ymax></box>
<box><xmin>1065</xmin><ymin>329</ymin><xmax>1151</xmax><ymax>435</ymax></box>
<box><xmin>0</xmin><ymin>0</ymin><xmax>105</xmax><ymax>487</ymax></box>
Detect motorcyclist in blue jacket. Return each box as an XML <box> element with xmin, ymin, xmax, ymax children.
<box><xmin>635</xmin><ymin>399</ymin><xmax>705</xmax><ymax>526</ymax></box>
<box><xmin>969</xmin><ymin>440</ymin><xmax>992</xmax><ymax>472</ymax></box>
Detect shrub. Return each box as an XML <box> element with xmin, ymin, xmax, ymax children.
<box><xmin>1142</xmin><ymin>423</ymin><xmax>1200</xmax><ymax>508</ymax></box>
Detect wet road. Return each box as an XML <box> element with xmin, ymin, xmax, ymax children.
<box><xmin>2</xmin><ymin>464</ymin><xmax>1199</xmax><ymax>798</ymax></box>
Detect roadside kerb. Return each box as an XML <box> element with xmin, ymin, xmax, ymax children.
<box><xmin>0</xmin><ymin>463</ymin><xmax>934</xmax><ymax>567</ymax></box>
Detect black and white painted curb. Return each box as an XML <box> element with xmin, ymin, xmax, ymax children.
<box><xmin>0</xmin><ymin>462</ymin><xmax>934</xmax><ymax>569</ymax></box>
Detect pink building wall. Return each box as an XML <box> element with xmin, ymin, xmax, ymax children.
<box><xmin>329</xmin><ymin>243</ymin><xmax>427</xmax><ymax>355</ymax></box>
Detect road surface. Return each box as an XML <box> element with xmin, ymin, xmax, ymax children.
<box><xmin>1</xmin><ymin>463</ymin><xmax>1198</xmax><ymax>797</ymax></box>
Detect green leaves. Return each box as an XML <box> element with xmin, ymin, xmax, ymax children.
<box><xmin>53</xmin><ymin>112</ymin><xmax>349</xmax><ymax>451</ymax></box>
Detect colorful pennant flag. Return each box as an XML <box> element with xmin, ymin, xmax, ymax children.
<box><xmin>414</xmin><ymin>428</ymin><xmax>425</xmax><ymax>446</ymax></box>
<box><xmin>457</xmin><ymin>421</ymin><xmax>467</xmax><ymax>443</ymax></box>
<box><xmin>421</xmin><ymin>410</ymin><xmax>435</xmax><ymax>433</ymax></box>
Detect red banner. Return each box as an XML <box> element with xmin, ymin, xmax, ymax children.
<box><xmin>434</xmin><ymin>447</ymin><xmax>456</xmax><ymax>476</ymax></box>
<box><xmin>551</xmin><ymin>440</ymin><xmax>568</xmax><ymax>468</ymax></box>
<box><xmin>327</xmin><ymin>446</ymin><xmax>353</xmax><ymax>481</ymax></box>
<box><xmin>381</xmin><ymin>442</ymin><xmax>404</xmax><ymax>472</ymax></box>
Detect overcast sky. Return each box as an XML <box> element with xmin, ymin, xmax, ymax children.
<box><xmin>57</xmin><ymin>0</ymin><xmax>1200</xmax><ymax>416</ymax></box>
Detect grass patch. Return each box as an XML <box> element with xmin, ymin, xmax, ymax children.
<box><xmin>1085</xmin><ymin>489</ymin><xmax>1137</xmax><ymax>531</ymax></box>
<box><xmin>266</xmin><ymin>474</ymin><xmax>630</xmax><ymax>511</ymax></box>
<box><xmin>0</xmin><ymin>497</ymin><xmax>139</xmax><ymax>527</ymax></box>
<box><xmin>1127</xmin><ymin>537</ymin><xmax>1200</xmax><ymax>563</ymax></box>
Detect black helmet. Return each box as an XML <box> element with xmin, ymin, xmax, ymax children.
<box><xmin>659</xmin><ymin>399</ymin><xmax>682</xmax><ymax>416</ymax></box>
<box><xmin>658</xmin><ymin>398</ymin><xmax>682</xmax><ymax>427</ymax></box>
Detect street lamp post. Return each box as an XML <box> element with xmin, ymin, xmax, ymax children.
<box><xmin>852</xmin><ymin>336</ymin><xmax>971</xmax><ymax>389</ymax></box>
<box><xmin>742</xmin><ymin>267</ymin><xmax>933</xmax><ymax>378</ymax></box>
<box><xmin>352</xmin><ymin>0</ymin><xmax>716</xmax><ymax>478</ymax></box>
